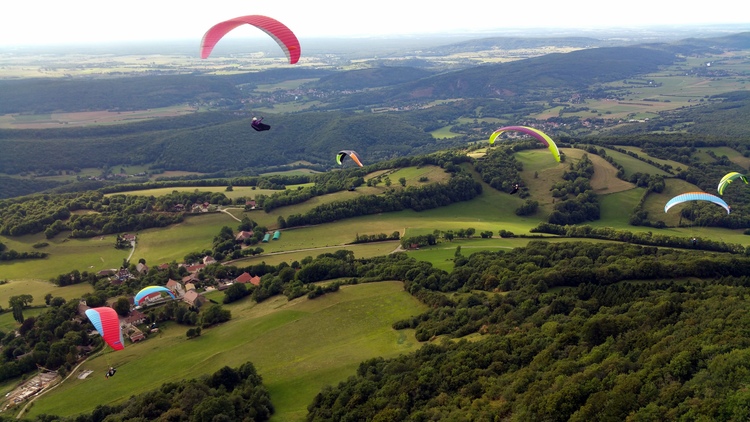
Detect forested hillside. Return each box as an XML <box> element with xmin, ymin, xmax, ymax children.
<box><xmin>0</xmin><ymin>109</ymin><xmax>462</xmax><ymax>175</ymax></box>
<box><xmin>330</xmin><ymin>46</ymin><xmax>677</xmax><ymax>105</ymax></box>
<box><xmin>0</xmin><ymin>69</ymin><xmax>333</xmax><ymax>114</ymax></box>
<box><xmin>305</xmin><ymin>242</ymin><xmax>750</xmax><ymax>421</ymax></box>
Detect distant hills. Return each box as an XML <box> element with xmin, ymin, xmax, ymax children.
<box><xmin>1</xmin><ymin>32</ymin><xmax>748</xmax><ymax>115</ymax></box>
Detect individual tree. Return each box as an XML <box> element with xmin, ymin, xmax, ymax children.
<box><xmin>113</xmin><ymin>297</ymin><xmax>131</xmax><ymax>317</ymax></box>
<box><xmin>399</xmin><ymin>177</ymin><xmax>407</xmax><ymax>187</ymax></box>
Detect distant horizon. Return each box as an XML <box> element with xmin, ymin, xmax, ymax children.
<box><xmin>0</xmin><ymin>24</ymin><xmax>746</xmax><ymax>54</ymax></box>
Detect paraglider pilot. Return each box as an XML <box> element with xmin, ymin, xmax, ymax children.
<box><xmin>692</xmin><ymin>237</ymin><xmax>697</xmax><ymax>248</ymax></box>
<box><xmin>251</xmin><ymin>116</ymin><xmax>270</xmax><ymax>131</ymax></box>
<box><xmin>105</xmin><ymin>367</ymin><xmax>117</xmax><ymax>378</ymax></box>
<box><xmin>510</xmin><ymin>184</ymin><xmax>520</xmax><ymax>195</ymax></box>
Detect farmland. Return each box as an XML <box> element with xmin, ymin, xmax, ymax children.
<box><xmin>24</xmin><ymin>281</ymin><xmax>427</xmax><ymax>421</ymax></box>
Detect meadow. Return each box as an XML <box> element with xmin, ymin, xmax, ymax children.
<box><xmin>24</xmin><ymin>281</ymin><xmax>428</xmax><ymax>421</ymax></box>
<box><xmin>4</xmin><ymin>142</ymin><xmax>750</xmax><ymax>421</ymax></box>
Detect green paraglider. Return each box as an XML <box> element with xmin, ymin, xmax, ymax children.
<box><xmin>717</xmin><ymin>171</ymin><xmax>748</xmax><ymax>195</ymax></box>
<box><xmin>489</xmin><ymin>126</ymin><xmax>561</xmax><ymax>162</ymax></box>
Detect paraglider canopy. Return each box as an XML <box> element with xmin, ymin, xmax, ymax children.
<box><xmin>489</xmin><ymin>126</ymin><xmax>561</xmax><ymax>162</ymax></box>
<box><xmin>200</xmin><ymin>15</ymin><xmax>301</xmax><ymax>64</ymax></box>
<box><xmin>134</xmin><ymin>286</ymin><xmax>176</xmax><ymax>306</ymax></box>
<box><xmin>717</xmin><ymin>171</ymin><xmax>748</xmax><ymax>195</ymax></box>
<box><xmin>336</xmin><ymin>150</ymin><xmax>364</xmax><ymax>167</ymax></box>
<box><xmin>85</xmin><ymin>307</ymin><xmax>125</xmax><ymax>351</ymax></box>
<box><xmin>664</xmin><ymin>192</ymin><xmax>731</xmax><ymax>214</ymax></box>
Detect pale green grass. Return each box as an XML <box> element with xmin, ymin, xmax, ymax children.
<box><xmin>26</xmin><ymin>281</ymin><xmax>428</xmax><ymax>422</ymax></box>
<box><xmin>599</xmin><ymin>147</ymin><xmax>671</xmax><ymax>177</ymax></box>
<box><xmin>0</xmin><ymin>233</ymin><xmax>130</xmax><ymax>281</ymax></box>
<box><xmin>0</xmin><ymin>307</ymin><xmax>47</xmax><ymax>333</ymax></box>
<box><xmin>132</xmin><ymin>213</ymin><xmax>241</xmax><ymax>266</ymax></box>
<box><xmin>405</xmin><ymin>237</ymin><xmax>616</xmax><ymax>272</ymax></box>
<box><xmin>699</xmin><ymin>146</ymin><xmax>750</xmax><ymax>170</ymax></box>
<box><xmin>643</xmin><ymin>178</ymin><xmax>702</xmax><ymax>228</ymax></box>
<box><xmin>229</xmin><ymin>242</ymin><xmax>399</xmax><ymax>267</ymax></box>
<box><xmin>381</xmin><ymin>165</ymin><xmax>451</xmax><ymax>186</ymax></box>
<box><xmin>588</xmin><ymin>188</ymin><xmax>646</xmax><ymax>229</ymax></box>
<box><xmin>617</xmin><ymin>146</ymin><xmax>687</xmax><ymax>172</ymax></box>
<box><xmin>107</xmin><ymin>184</ymin><xmax>313</xmax><ymax>200</ymax></box>
<box><xmin>0</xmin><ymin>279</ymin><xmax>93</xmax><ymax>306</ymax></box>
<box><xmin>429</xmin><ymin>126</ymin><xmax>463</xmax><ymax>139</ymax></box>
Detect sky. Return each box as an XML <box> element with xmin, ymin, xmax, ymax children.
<box><xmin>1</xmin><ymin>1</ymin><xmax>749</xmax><ymax>46</ymax></box>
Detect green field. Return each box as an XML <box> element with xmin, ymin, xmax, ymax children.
<box><xmin>0</xmin><ymin>279</ymin><xmax>92</xmax><ymax>305</ymax></box>
<box><xmin>0</xmin><ymin>233</ymin><xmax>131</xmax><ymax>281</ymax></box>
<box><xmin>617</xmin><ymin>146</ymin><xmax>687</xmax><ymax>172</ymax></box>
<box><xmin>699</xmin><ymin>146</ymin><xmax>750</xmax><ymax>170</ymax></box>
<box><xmin>107</xmin><ymin>184</ymin><xmax>314</xmax><ymax>200</ymax></box>
<box><xmin>600</xmin><ymin>147</ymin><xmax>672</xmax><ymax>178</ymax></box>
<box><xmin>25</xmin><ymin>281</ymin><xmax>428</xmax><ymax>421</ymax></box>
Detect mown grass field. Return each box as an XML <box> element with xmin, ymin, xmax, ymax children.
<box><xmin>25</xmin><ymin>281</ymin><xmax>428</xmax><ymax>422</ymax></box>
<box><xmin>0</xmin><ymin>233</ymin><xmax>131</xmax><ymax>281</ymax></box>
<box><xmin>599</xmin><ymin>147</ymin><xmax>672</xmax><ymax>178</ymax></box>
<box><xmin>0</xmin><ymin>280</ymin><xmax>92</xmax><ymax>306</ymax></box>
<box><xmin>616</xmin><ymin>146</ymin><xmax>687</xmax><ymax>172</ymax></box>
<box><xmin>700</xmin><ymin>146</ymin><xmax>750</xmax><ymax>170</ymax></box>
<box><xmin>0</xmin><ymin>106</ymin><xmax>198</xmax><ymax>129</ymax></box>
<box><xmin>106</xmin><ymin>184</ymin><xmax>314</xmax><ymax>201</ymax></box>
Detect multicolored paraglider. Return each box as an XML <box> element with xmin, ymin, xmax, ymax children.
<box><xmin>664</xmin><ymin>192</ymin><xmax>731</xmax><ymax>214</ymax></box>
<box><xmin>200</xmin><ymin>15</ymin><xmax>301</xmax><ymax>64</ymax></box>
<box><xmin>489</xmin><ymin>126</ymin><xmax>561</xmax><ymax>162</ymax></box>
<box><xmin>134</xmin><ymin>286</ymin><xmax>176</xmax><ymax>306</ymax></box>
<box><xmin>717</xmin><ymin>172</ymin><xmax>748</xmax><ymax>195</ymax></box>
<box><xmin>336</xmin><ymin>150</ymin><xmax>364</xmax><ymax>167</ymax></box>
<box><xmin>85</xmin><ymin>307</ymin><xmax>124</xmax><ymax>351</ymax></box>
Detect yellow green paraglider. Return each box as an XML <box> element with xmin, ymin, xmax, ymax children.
<box><xmin>489</xmin><ymin>126</ymin><xmax>560</xmax><ymax>162</ymax></box>
<box><xmin>717</xmin><ymin>172</ymin><xmax>748</xmax><ymax>195</ymax></box>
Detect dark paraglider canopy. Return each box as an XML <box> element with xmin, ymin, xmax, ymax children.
<box><xmin>251</xmin><ymin>116</ymin><xmax>271</xmax><ymax>131</ymax></box>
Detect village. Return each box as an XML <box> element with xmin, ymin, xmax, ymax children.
<box><xmin>1</xmin><ymin>226</ymin><xmax>283</xmax><ymax>414</ymax></box>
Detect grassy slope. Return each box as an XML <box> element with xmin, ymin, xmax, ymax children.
<box><xmin>26</xmin><ymin>281</ymin><xmax>427</xmax><ymax>421</ymax></box>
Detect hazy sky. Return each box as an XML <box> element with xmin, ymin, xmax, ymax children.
<box><xmin>1</xmin><ymin>0</ymin><xmax>748</xmax><ymax>46</ymax></box>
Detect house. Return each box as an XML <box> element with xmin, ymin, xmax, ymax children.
<box><xmin>114</xmin><ymin>268</ymin><xmax>134</xmax><ymax>283</ymax></box>
<box><xmin>235</xmin><ymin>272</ymin><xmax>261</xmax><ymax>286</ymax></box>
<box><xmin>183</xmin><ymin>290</ymin><xmax>208</xmax><ymax>309</ymax></box>
<box><xmin>124</xmin><ymin>310</ymin><xmax>147</xmax><ymax>326</ymax></box>
<box><xmin>129</xmin><ymin>328</ymin><xmax>145</xmax><ymax>343</ymax></box>
<box><xmin>122</xmin><ymin>234</ymin><xmax>136</xmax><ymax>242</ymax></box>
<box><xmin>166</xmin><ymin>278</ymin><xmax>186</xmax><ymax>298</ymax></box>
<box><xmin>185</xmin><ymin>264</ymin><xmax>205</xmax><ymax>273</ymax></box>
<box><xmin>235</xmin><ymin>230</ymin><xmax>254</xmax><ymax>241</ymax></box>
<box><xmin>97</xmin><ymin>269</ymin><xmax>116</xmax><ymax>277</ymax></box>
<box><xmin>135</xmin><ymin>262</ymin><xmax>149</xmax><ymax>274</ymax></box>
<box><xmin>157</xmin><ymin>263</ymin><xmax>171</xmax><ymax>270</ymax></box>
<box><xmin>203</xmin><ymin>256</ymin><xmax>217</xmax><ymax>265</ymax></box>
<box><xmin>245</xmin><ymin>200</ymin><xmax>257</xmax><ymax>209</ymax></box>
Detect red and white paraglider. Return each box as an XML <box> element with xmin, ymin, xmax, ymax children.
<box><xmin>200</xmin><ymin>15</ymin><xmax>301</xmax><ymax>64</ymax></box>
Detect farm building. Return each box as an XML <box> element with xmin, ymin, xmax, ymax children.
<box><xmin>272</xmin><ymin>230</ymin><xmax>281</xmax><ymax>240</ymax></box>
<box><xmin>262</xmin><ymin>233</ymin><xmax>271</xmax><ymax>243</ymax></box>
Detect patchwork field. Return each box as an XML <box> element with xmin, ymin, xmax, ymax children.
<box><xmin>616</xmin><ymin>146</ymin><xmax>687</xmax><ymax>172</ymax></box>
<box><xmin>25</xmin><ymin>281</ymin><xmax>428</xmax><ymax>421</ymax></box>
<box><xmin>0</xmin><ymin>106</ymin><xmax>198</xmax><ymax>129</ymax></box>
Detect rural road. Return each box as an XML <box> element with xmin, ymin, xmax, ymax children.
<box><xmin>127</xmin><ymin>241</ymin><xmax>135</xmax><ymax>262</ymax></box>
<box><xmin>219</xmin><ymin>207</ymin><xmax>242</xmax><ymax>222</ymax></box>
